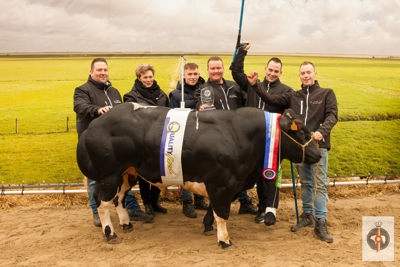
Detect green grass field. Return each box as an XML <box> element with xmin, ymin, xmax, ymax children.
<box><xmin>0</xmin><ymin>55</ymin><xmax>399</xmax><ymax>184</ymax></box>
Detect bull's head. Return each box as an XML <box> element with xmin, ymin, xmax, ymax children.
<box><xmin>279</xmin><ymin>108</ymin><xmax>321</xmax><ymax>164</ymax></box>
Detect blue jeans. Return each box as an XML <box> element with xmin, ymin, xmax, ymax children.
<box><xmin>182</xmin><ymin>189</ymin><xmax>193</xmax><ymax>203</ymax></box>
<box><xmin>296</xmin><ymin>148</ymin><xmax>329</xmax><ymax>219</ymax></box>
<box><xmin>238</xmin><ymin>190</ymin><xmax>251</xmax><ymax>204</ymax></box>
<box><xmin>88</xmin><ymin>179</ymin><xmax>141</xmax><ymax>214</ymax></box>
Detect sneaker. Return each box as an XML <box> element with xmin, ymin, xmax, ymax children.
<box><xmin>314</xmin><ymin>218</ymin><xmax>333</xmax><ymax>243</ymax></box>
<box><xmin>238</xmin><ymin>202</ymin><xmax>258</xmax><ymax>215</ymax></box>
<box><xmin>183</xmin><ymin>203</ymin><xmax>197</xmax><ymax>218</ymax></box>
<box><xmin>93</xmin><ymin>212</ymin><xmax>102</xmax><ymax>227</ymax></box>
<box><xmin>291</xmin><ymin>212</ymin><xmax>315</xmax><ymax>232</ymax></box>
<box><xmin>128</xmin><ymin>209</ymin><xmax>154</xmax><ymax>223</ymax></box>
<box><xmin>264</xmin><ymin>207</ymin><xmax>277</xmax><ymax>226</ymax></box>
<box><xmin>254</xmin><ymin>211</ymin><xmax>265</xmax><ymax>223</ymax></box>
<box><xmin>194</xmin><ymin>199</ymin><xmax>209</xmax><ymax>210</ymax></box>
<box><xmin>152</xmin><ymin>203</ymin><xmax>168</xmax><ymax>213</ymax></box>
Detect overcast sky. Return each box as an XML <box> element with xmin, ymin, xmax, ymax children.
<box><xmin>1</xmin><ymin>0</ymin><xmax>399</xmax><ymax>56</ymax></box>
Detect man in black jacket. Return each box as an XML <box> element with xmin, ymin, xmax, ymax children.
<box><xmin>231</xmin><ymin>42</ymin><xmax>293</xmax><ymax>226</ymax></box>
<box><xmin>74</xmin><ymin>58</ymin><xmax>153</xmax><ymax>226</ymax></box>
<box><xmin>195</xmin><ymin>56</ymin><xmax>258</xmax><ymax>215</ymax></box>
<box><xmin>247</xmin><ymin>61</ymin><xmax>338</xmax><ymax>243</ymax></box>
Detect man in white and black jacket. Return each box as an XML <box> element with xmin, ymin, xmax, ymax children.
<box><xmin>247</xmin><ymin>61</ymin><xmax>338</xmax><ymax>243</ymax></box>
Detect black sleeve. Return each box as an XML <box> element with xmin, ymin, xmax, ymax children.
<box><xmin>73</xmin><ymin>87</ymin><xmax>99</xmax><ymax>118</ymax></box>
<box><xmin>123</xmin><ymin>91</ymin><xmax>135</xmax><ymax>103</ymax></box>
<box><xmin>251</xmin><ymin>81</ymin><xmax>290</xmax><ymax>108</ymax></box>
<box><xmin>230</xmin><ymin>48</ymin><xmax>249</xmax><ymax>92</ymax></box>
<box><xmin>169</xmin><ymin>91</ymin><xmax>180</xmax><ymax>108</ymax></box>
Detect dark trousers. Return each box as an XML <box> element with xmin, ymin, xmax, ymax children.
<box><xmin>138</xmin><ymin>177</ymin><xmax>160</xmax><ymax>205</ymax></box>
<box><xmin>256</xmin><ymin>177</ymin><xmax>279</xmax><ymax>211</ymax></box>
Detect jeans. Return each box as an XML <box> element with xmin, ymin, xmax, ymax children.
<box><xmin>296</xmin><ymin>148</ymin><xmax>329</xmax><ymax>220</ymax></box>
<box><xmin>88</xmin><ymin>178</ymin><xmax>141</xmax><ymax>214</ymax></box>
<box><xmin>182</xmin><ymin>189</ymin><xmax>205</xmax><ymax>204</ymax></box>
<box><xmin>238</xmin><ymin>190</ymin><xmax>251</xmax><ymax>204</ymax></box>
<box><xmin>182</xmin><ymin>189</ymin><xmax>193</xmax><ymax>203</ymax></box>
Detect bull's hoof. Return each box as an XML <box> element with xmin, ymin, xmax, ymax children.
<box><xmin>121</xmin><ymin>222</ymin><xmax>133</xmax><ymax>233</ymax></box>
<box><xmin>218</xmin><ymin>240</ymin><xmax>232</xmax><ymax>249</ymax></box>
<box><xmin>104</xmin><ymin>225</ymin><xmax>120</xmax><ymax>244</ymax></box>
<box><xmin>203</xmin><ymin>225</ymin><xmax>214</xmax><ymax>236</ymax></box>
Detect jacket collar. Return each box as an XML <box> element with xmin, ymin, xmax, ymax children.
<box><xmin>88</xmin><ymin>75</ymin><xmax>111</xmax><ymax>90</ymax></box>
<box><xmin>301</xmin><ymin>80</ymin><xmax>320</xmax><ymax>92</ymax></box>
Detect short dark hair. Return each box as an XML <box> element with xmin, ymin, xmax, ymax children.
<box><xmin>91</xmin><ymin>58</ymin><xmax>107</xmax><ymax>70</ymax></box>
<box><xmin>267</xmin><ymin>57</ymin><xmax>283</xmax><ymax>68</ymax></box>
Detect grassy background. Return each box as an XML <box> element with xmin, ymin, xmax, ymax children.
<box><xmin>0</xmin><ymin>55</ymin><xmax>399</xmax><ymax>184</ymax></box>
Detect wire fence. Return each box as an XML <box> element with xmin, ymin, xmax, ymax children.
<box><xmin>3</xmin><ymin>116</ymin><xmax>74</xmax><ymax>135</ymax></box>
<box><xmin>1</xmin><ymin>176</ymin><xmax>399</xmax><ymax>195</ymax></box>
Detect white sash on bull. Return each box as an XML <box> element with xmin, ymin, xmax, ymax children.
<box><xmin>262</xmin><ymin>112</ymin><xmax>281</xmax><ymax>180</ymax></box>
<box><xmin>160</xmin><ymin>109</ymin><xmax>191</xmax><ymax>186</ymax></box>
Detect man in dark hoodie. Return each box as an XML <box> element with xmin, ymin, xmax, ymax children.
<box><xmin>74</xmin><ymin>58</ymin><xmax>153</xmax><ymax>227</ymax></box>
<box><xmin>169</xmin><ymin>62</ymin><xmax>209</xmax><ymax>219</ymax></box>
<box><xmin>247</xmin><ymin>61</ymin><xmax>338</xmax><ymax>243</ymax></box>
<box><xmin>230</xmin><ymin>42</ymin><xmax>293</xmax><ymax>226</ymax></box>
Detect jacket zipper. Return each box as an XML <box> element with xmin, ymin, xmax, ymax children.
<box><xmin>304</xmin><ymin>87</ymin><xmax>309</xmax><ymax>126</ymax></box>
<box><xmin>104</xmin><ymin>87</ymin><xmax>113</xmax><ymax>107</ymax></box>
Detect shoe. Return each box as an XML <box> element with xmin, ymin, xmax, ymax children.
<box><xmin>93</xmin><ymin>212</ymin><xmax>101</xmax><ymax>227</ymax></box>
<box><xmin>194</xmin><ymin>199</ymin><xmax>209</xmax><ymax>210</ymax></box>
<box><xmin>238</xmin><ymin>202</ymin><xmax>258</xmax><ymax>215</ymax></box>
<box><xmin>291</xmin><ymin>212</ymin><xmax>315</xmax><ymax>232</ymax></box>
<box><xmin>144</xmin><ymin>204</ymin><xmax>154</xmax><ymax>215</ymax></box>
<box><xmin>255</xmin><ymin>211</ymin><xmax>265</xmax><ymax>223</ymax></box>
<box><xmin>152</xmin><ymin>203</ymin><xmax>167</xmax><ymax>213</ymax></box>
<box><xmin>183</xmin><ymin>202</ymin><xmax>197</xmax><ymax>218</ymax></box>
<box><xmin>264</xmin><ymin>207</ymin><xmax>277</xmax><ymax>226</ymax></box>
<box><xmin>314</xmin><ymin>218</ymin><xmax>334</xmax><ymax>243</ymax></box>
<box><xmin>128</xmin><ymin>209</ymin><xmax>154</xmax><ymax>223</ymax></box>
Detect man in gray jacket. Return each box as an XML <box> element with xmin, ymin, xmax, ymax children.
<box><xmin>248</xmin><ymin>61</ymin><xmax>338</xmax><ymax>243</ymax></box>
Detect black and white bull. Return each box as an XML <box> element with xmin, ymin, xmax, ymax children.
<box><xmin>76</xmin><ymin>102</ymin><xmax>320</xmax><ymax>248</ymax></box>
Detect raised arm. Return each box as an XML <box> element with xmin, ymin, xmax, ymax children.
<box><xmin>230</xmin><ymin>43</ymin><xmax>251</xmax><ymax>91</ymax></box>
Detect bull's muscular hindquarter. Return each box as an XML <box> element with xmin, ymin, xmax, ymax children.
<box><xmin>77</xmin><ymin>103</ymin><xmax>320</xmax><ymax>248</ymax></box>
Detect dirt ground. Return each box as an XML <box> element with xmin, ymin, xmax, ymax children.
<box><xmin>1</xmin><ymin>183</ymin><xmax>399</xmax><ymax>267</ymax></box>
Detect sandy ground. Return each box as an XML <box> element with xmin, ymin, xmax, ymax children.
<box><xmin>1</xmin><ymin>183</ymin><xmax>399</xmax><ymax>267</ymax></box>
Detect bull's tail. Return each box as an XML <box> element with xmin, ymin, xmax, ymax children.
<box><xmin>76</xmin><ymin>132</ymin><xmax>100</xmax><ymax>180</ymax></box>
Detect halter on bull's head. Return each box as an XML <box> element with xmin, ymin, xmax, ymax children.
<box><xmin>279</xmin><ymin>108</ymin><xmax>321</xmax><ymax>164</ymax></box>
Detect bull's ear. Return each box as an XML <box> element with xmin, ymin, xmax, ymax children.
<box><xmin>290</xmin><ymin>121</ymin><xmax>298</xmax><ymax>131</ymax></box>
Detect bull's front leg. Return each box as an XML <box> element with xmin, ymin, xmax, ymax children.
<box><xmin>213</xmin><ymin>211</ymin><xmax>232</xmax><ymax>249</ymax></box>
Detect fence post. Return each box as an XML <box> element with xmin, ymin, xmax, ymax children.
<box><xmin>66</xmin><ymin>116</ymin><xmax>69</xmax><ymax>132</ymax></box>
<box><xmin>15</xmin><ymin>117</ymin><xmax>18</xmax><ymax>134</ymax></box>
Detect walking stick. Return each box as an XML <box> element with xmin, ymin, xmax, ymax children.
<box><xmin>231</xmin><ymin>0</ymin><xmax>245</xmax><ymax>64</ymax></box>
<box><xmin>290</xmin><ymin>162</ymin><xmax>299</xmax><ymax>223</ymax></box>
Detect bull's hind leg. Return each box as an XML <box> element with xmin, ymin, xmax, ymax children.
<box><xmin>114</xmin><ymin>168</ymin><xmax>137</xmax><ymax>233</ymax></box>
<box><xmin>98</xmin><ymin>200</ymin><xmax>120</xmax><ymax>243</ymax></box>
<box><xmin>213</xmin><ymin>211</ymin><xmax>232</xmax><ymax>249</ymax></box>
